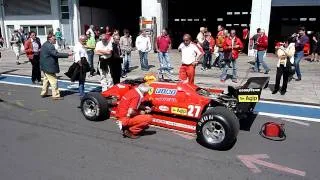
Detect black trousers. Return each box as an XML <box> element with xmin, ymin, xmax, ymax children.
<box><xmin>109</xmin><ymin>62</ymin><xmax>122</xmax><ymax>84</ymax></box>
<box><xmin>30</xmin><ymin>55</ymin><xmax>41</xmax><ymax>82</ymax></box>
<box><xmin>274</xmin><ymin>64</ymin><xmax>289</xmax><ymax>92</ymax></box>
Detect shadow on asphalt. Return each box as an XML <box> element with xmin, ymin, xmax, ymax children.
<box><xmin>196</xmin><ymin>137</ymin><xmax>237</xmax><ymax>151</ymax></box>
<box><xmin>239</xmin><ymin>113</ymin><xmax>258</xmax><ymax>131</ymax></box>
<box><xmin>61</xmin><ymin>90</ymin><xmax>78</xmax><ymax>97</ymax></box>
<box><xmin>0</xmin><ymin>69</ymin><xmax>19</xmax><ymax>75</ymax></box>
<box><xmin>129</xmin><ymin>66</ymin><xmax>139</xmax><ymax>72</ymax></box>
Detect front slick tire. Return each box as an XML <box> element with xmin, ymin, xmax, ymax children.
<box><xmin>81</xmin><ymin>92</ymin><xmax>109</xmax><ymax>121</ymax></box>
<box><xmin>196</xmin><ymin>106</ymin><xmax>239</xmax><ymax>150</ymax></box>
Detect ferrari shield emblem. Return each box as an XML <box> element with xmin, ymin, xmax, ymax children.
<box><xmin>148</xmin><ymin>87</ymin><xmax>154</xmax><ymax>95</ymax></box>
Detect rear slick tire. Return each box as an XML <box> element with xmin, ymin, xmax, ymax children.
<box><xmin>196</xmin><ymin>106</ymin><xmax>239</xmax><ymax>150</ymax></box>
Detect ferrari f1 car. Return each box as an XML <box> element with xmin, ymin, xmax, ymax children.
<box><xmin>80</xmin><ymin>75</ymin><xmax>269</xmax><ymax>150</ymax></box>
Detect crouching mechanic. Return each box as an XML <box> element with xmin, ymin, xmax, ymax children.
<box><xmin>116</xmin><ymin>83</ymin><xmax>153</xmax><ymax>139</ymax></box>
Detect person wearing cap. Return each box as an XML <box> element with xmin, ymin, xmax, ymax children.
<box><xmin>116</xmin><ymin>83</ymin><xmax>153</xmax><ymax>139</ymax></box>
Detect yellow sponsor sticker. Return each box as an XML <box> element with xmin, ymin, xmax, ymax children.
<box><xmin>238</xmin><ymin>95</ymin><xmax>259</xmax><ymax>102</ymax></box>
<box><xmin>148</xmin><ymin>87</ymin><xmax>154</xmax><ymax>95</ymax></box>
<box><xmin>171</xmin><ymin>107</ymin><xmax>188</xmax><ymax>115</ymax></box>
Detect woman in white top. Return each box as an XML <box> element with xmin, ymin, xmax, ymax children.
<box><xmin>272</xmin><ymin>38</ymin><xmax>295</xmax><ymax>95</ymax></box>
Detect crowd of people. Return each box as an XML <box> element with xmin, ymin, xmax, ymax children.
<box><xmin>2</xmin><ymin>24</ymin><xmax>313</xmax><ymax>137</ymax></box>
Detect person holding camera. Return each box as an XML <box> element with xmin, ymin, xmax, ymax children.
<box><xmin>292</xmin><ymin>26</ymin><xmax>309</xmax><ymax>81</ymax></box>
<box><xmin>273</xmin><ymin>38</ymin><xmax>295</xmax><ymax>95</ymax></box>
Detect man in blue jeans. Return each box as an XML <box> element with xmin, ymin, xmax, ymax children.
<box><xmin>254</xmin><ymin>29</ymin><xmax>270</xmax><ymax>74</ymax></box>
<box><xmin>135</xmin><ymin>29</ymin><xmax>151</xmax><ymax>71</ymax></box>
<box><xmin>156</xmin><ymin>29</ymin><xmax>172</xmax><ymax>73</ymax></box>
<box><xmin>120</xmin><ymin>29</ymin><xmax>133</xmax><ymax>77</ymax></box>
<box><xmin>293</xmin><ymin>26</ymin><xmax>309</xmax><ymax>81</ymax></box>
<box><xmin>85</xmin><ymin>33</ymin><xmax>96</xmax><ymax>76</ymax></box>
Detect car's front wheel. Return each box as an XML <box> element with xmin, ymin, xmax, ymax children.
<box><xmin>80</xmin><ymin>92</ymin><xmax>110</xmax><ymax>121</ymax></box>
<box><xmin>196</xmin><ymin>106</ymin><xmax>240</xmax><ymax>150</ymax></box>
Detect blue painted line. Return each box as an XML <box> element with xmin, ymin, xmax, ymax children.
<box><xmin>254</xmin><ymin>103</ymin><xmax>320</xmax><ymax>119</ymax></box>
<box><xmin>1</xmin><ymin>74</ymin><xmax>320</xmax><ymax>120</ymax></box>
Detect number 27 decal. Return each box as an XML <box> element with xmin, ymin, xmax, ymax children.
<box><xmin>188</xmin><ymin>105</ymin><xmax>201</xmax><ymax>117</ymax></box>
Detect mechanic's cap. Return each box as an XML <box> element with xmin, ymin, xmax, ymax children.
<box><xmin>137</xmin><ymin>83</ymin><xmax>151</xmax><ymax>94</ymax></box>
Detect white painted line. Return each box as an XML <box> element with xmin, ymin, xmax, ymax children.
<box><xmin>1</xmin><ymin>74</ymin><xmax>100</xmax><ymax>86</ymax></box>
<box><xmin>0</xmin><ymin>81</ymin><xmax>87</xmax><ymax>93</ymax></box>
<box><xmin>260</xmin><ymin>100</ymin><xmax>320</xmax><ymax>109</ymax></box>
<box><xmin>258</xmin><ymin>112</ymin><xmax>320</xmax><ymax>123</ymax></box>
<box><xmin>281</xmin><ymin>118</ymin><xmax>310</xmax><ymax>127</ymax></box>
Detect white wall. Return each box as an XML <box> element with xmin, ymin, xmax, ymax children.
<box><xmin>3</xmin><ymin>0</ymin><xmax>60</xmax><ymax>46</ymax></box>
<box><xmin>248</xmin><ymin>0</ymin><xmax>272</xmax><ymax>56</ymax></box>
<box><xmin>272</xmin><ymin>0</ymin><xmax>320</xmax><ymax>6</ymax></box>
<box><xmin>141</xmin><ymin>0</ymin><xmax>168</xmax><ymax>36</ymax></box>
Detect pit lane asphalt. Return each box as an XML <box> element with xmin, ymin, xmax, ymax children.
<box><xmin>1</xmin><ymin>84</ymin><xmax>320</xmax><ymax>180</ymax></box>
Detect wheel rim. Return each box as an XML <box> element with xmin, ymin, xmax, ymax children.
<box><xmin>83</xmin><ymin>99</ymin><xmax>98</xmax><ymax>117</ymax></box>
<box><xmin>202</xmin><ymin>120</ymin><xmax>226</xmax><ymax>144</ymax></box>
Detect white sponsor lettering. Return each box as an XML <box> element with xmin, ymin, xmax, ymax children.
<box><xmin>117</xmin><ymin>84</ymin><xmax>126</xmax><ymax>88</ymax></box>
<box><xmin>154</xmin><ymin>97</ymin><xmax>177</xmax><ymax>102</ymax></box>
<box><xmin>152</xmin><ymin>118</ymin><xmax>196</xmax><ymax>130</ymax></box>
<box><xmin>158</xmin><ymin>105</ymin><xmax>169</xmax><ymax>112</ymax></box>
<box><xmin>239</xmin><ymin>88</ymin><xmax>261</xmax><ymax>92</ymax></box>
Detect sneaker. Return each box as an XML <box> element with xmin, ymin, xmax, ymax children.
<box><xmin>16</xmin><ymin>62</ymin><xmax>21</xmax><ymax>65</ymax></box>
<box><xmin>116</xmin><ymin>120</ymin><xmax>123</xmax><ymax>130</ymax></box>
<box><xmin>272</xmin><ymin>90</ymin><xmax>279</xmax><ymax>94</ymax></box>
<box><xmin>123</xmin><ymin>130</ymin><xmax>140</xmax><ymax>139</ymax></box>
<box><xmin>295</xmin><ymin>78</ymin><xmax>301</xmax><ymax>81</ymax></box>
<box><xmin>52</xmin><ymin>97</ymin><xmax>64</xmax><ymax>100</ymax></box>
<box><xmin>37</xmin><ymin>81</ymin><xmax>43</xmax><ymax>85</ymax></box>
<box><xmin>280</xmin><ymin>90</ymin><xmax>286</xmax><ymax>95</ymax></box>
<box><xmin>121</xmin><ymin>74</ymin><xmax>127</xmax><ymax>78</ymax></box>
<box><xmin>264</xmin><ymin>70</ymin><xmax>270</xmax><ymax>74</ymax></box>
<box><xmin>232</xmin><ymin>79</ymin><xmax>238</xmax><ymax>83</ymax></box>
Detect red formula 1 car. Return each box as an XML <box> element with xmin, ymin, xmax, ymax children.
<box><xmin>80</xmin><ymin>76</ymin><xmax>269</xmax><ymax>150</ymax></box>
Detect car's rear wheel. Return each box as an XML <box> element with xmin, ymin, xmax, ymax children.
<box><xmin>81</xmin><ymin>92</ymin><xmax>110</xmax><ymax>121</ymax></box>
<box><xmin>196</xmin><ymin>106</ymin><xmax>239</xmax><ymax>150</ymax></box>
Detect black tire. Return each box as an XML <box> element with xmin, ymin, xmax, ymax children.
<box><xmin>80</xmin><ymin>92</ymin><xmax>110</xmax><ymax>121</ymax></box>
<box><xmin>196</xmin><ymin>106</ymin><xmax>240</xmax><ymax>150</ymax></box>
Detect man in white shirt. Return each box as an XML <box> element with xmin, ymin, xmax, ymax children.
<box><xmin>73</xmin><ymin>35</ymin><xmax>89</xmax><ymax>97</ymax></box>
<box><xmin>95</xmin><ymin>34</ymin><xmax>113</xmax><ymax>91</ymax></box>
<box><xmin>178</xmin><ymin>34</ymin><xmax>203</xmax><ymax>84</ymax></box>
<box><xmin>135</xmin><ymin>29</ymin><xmax>151</xmax><ymax>71</ymax></box>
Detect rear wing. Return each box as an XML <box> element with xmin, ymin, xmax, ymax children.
<box><xmin>228</xmin><ymin>77</ymin><xmax>270</xmax><ymax>113</ymax></box>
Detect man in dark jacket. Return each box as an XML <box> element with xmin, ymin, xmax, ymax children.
<box><xmin>40</xmin><ymin>34</ymin><xmax>72</xmax><ymax>100</ymax></box>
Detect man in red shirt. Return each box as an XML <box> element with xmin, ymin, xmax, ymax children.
<box><xmin>254</xmin><ymin>29</ymin><xmax>270</xmax><ymax>74</ymax></box>
<box><xmin>220</xmin><ymin>29</ymin><xmax>243</xmax><ymax>83</ymax></box>
<box><xmin>116</xmin><ymin>83</ymin><xmax>153</xmax><ymax>139</ymax></box>
<box><xmin>156</xmin><ymin>29</ymin><xmax>172</xmax><ymax>73</ymax></box>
